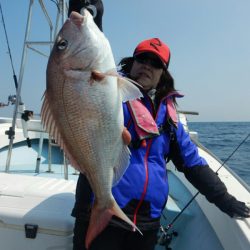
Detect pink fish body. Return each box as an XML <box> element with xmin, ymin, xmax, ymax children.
<box><xmin>41</xmin><ymin>10</ymin><xmax>142</xmax><ymax>249</ymax></box>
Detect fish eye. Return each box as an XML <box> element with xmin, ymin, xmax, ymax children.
<box><xmin>57</xmin><ymin>39</ymin><xmax>68</xmax><ymax>50</ymax></box>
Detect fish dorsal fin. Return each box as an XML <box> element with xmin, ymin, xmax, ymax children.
<box><xmin>112</xmin><ymin>145</ymin><xmax>131</xmax><ymax>186</ymax></box>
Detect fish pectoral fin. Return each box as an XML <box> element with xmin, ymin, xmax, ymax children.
<box><xmin>103</xmin><ymin>68</ymin><xmax>143</xmax><ymax>101</ymax></box>
<box><xmin>91</xmin><ymin>69</ymin><xmax>142</xmax><ymax>102</ymax></box>
<box><xmin>112</xmin><ymin>145</ymin><xmax>131</xmax><ymax>186</ymax></box>
<box><xmin>91</xmin><ymin>70</ymin><xmax>106</xmax><ymax>82</ymax></box>
<box><xmin>89</xmin><ymin>68</ymin><xmax>143</xmax><ymax>101</ymax></box>
<box><xmin>89</xmin><ymin>69</ymin><xmax>118</xmax><ymax>84</ymax></box>
<box><xmin>104</xmin><ymin>68</ymin><xmax>120</xmax><ymax>77</ymax></box>
<box><xmin>117</xmin><ymin>76</ymin><xmax>143</xmax><ymax>102</ymax></box>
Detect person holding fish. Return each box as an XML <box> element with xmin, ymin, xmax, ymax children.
<box><xmin>61</xmin><ymin>1</ymin><xmax>250</xmax><ymax>250</ymax></box>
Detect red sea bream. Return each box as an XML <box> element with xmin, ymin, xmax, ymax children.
<box><xmin>41</xmin><ymin>10</ymin><xmax>142</xmax><ymax>249</ymax></box>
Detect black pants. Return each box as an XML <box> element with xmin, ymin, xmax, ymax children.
<box><xmin>73</xmin><ymin>218</ymin><xmax>159</xmax><ymax>250</ymax></box>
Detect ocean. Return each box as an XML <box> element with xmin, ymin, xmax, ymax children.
<box><xmin>188</xmin><ymin>122</ymin><xmax>250</xmax><ymax>187</ymax></box>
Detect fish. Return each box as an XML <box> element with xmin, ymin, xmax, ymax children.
<box><xmin>41</xmin><ymin>10</ymin><xmax>143</xmax><ymax>249</ymax></box>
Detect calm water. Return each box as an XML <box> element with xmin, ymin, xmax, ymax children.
<box><xmin>188</xmin><ymin>122</ymin><xmax>250</xmax><ymax>187</ymax></box>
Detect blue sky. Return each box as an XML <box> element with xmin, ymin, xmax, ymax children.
<box><xmin>0</xmin><ymin>0</ymin><xmax>250</xmax><ymax>122</ymax></box>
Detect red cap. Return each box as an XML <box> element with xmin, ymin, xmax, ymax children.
<box><xmin>133</xmin><ymin>38</ymin><xmax>171</xmax><ymax>67</ymax></box>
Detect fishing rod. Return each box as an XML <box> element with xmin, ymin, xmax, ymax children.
<box><xmin>0</xmin><ymin>3</ymin><xmax>18</xmax><ymax>90</ymax></box>
<box><xmin>0</xmin><ymin>2</ymin><xmax>23</xmax><ymax>171</ymax></box>
<box><xmin>158</xmin><ymin>132</ymin><xmax>250</xmax><ymax>248</ymax></box>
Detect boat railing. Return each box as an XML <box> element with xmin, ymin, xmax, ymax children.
<box><xmin>3</xmin><ymin>0</ymin><xmax>71</xmax><ymax>180</ymax></box>
<box><xmin>177</xmin><ymin>110</ymin><xmax>199</xmax><ymax>142</ymax></box>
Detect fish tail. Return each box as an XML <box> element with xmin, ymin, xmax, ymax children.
<box><xmin>85</xmin><ymin>201</ymin><xmax>142</xmax><ymax>249</ymax></box>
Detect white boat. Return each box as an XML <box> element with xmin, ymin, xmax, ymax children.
<box><xmin>0</xmin><ymin>1</ymin><xmax>249</xmax><ymax>249</ymax></box>
<box><xmin>156</xmin><ymin>113</ymin><xmax>250</xmax><ymax>250</ymax></box>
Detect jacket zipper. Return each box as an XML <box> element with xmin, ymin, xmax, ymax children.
<box><xmin>131</xmin><ymin>95</ymin><xmax>160</xmax><ymax>226</ymax></box>
<box><xmin>130</xmin><ymin>94</ymin><xmax>168</xmax><ymax>225</ymax></box>
<box><xmin>132</xmin><ymin>139</ymin><xmax>153</xmax><ymax>226</ymax></box>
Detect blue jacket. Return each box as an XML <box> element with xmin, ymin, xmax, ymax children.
<box><xmin>112</xmin><ymin>92</ymin><xmax>207</xmax><ymax>224</ymax></box>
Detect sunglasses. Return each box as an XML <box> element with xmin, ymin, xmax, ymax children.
<box><xmin>134</xmin><ymin>53</ymin><xmax>164</xmax><ymax>69</ymax></box>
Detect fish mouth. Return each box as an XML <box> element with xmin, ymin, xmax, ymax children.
<box><xmin>69</xmin><ymin>11</ymin><xmax>85</xmax><ymax>27</ymax></box>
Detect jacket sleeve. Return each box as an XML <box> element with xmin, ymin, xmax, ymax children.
<box><xmin>169</xmin><ymin>122</ymin><xmax>249</xmax><ymax>218</ymax></box>
<box><xmin>168</xmin><ymin>122</ymin><xmax>226</xmax><ymax>204</ymax></box>
<box><xmin>168</xmin><ymin>121</ymin><xmax>207</xmax><ymax>170</ymax></box>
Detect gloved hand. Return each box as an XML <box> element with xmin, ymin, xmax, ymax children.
<box><xmin>184</xmin><ymin>165</ymin><xmax>250</xmax><ymax>219</ymax></box>
<box><xmin>216</xmin><ymin>195</ymin><xmax>250</xmax><ymax>218</ymax></box>
<box><xmin>68</xmin><ymin>0</ymin><xmax>104</xmax><ymax>31</ymax></box>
